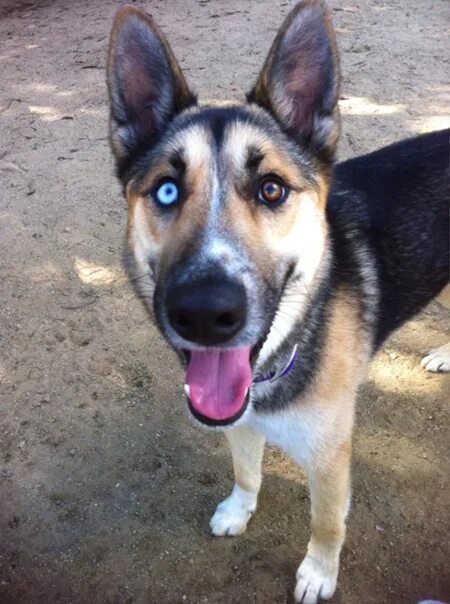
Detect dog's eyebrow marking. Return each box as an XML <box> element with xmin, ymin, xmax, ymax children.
<box><xmin>169</xmin><ymin>150</ymin><xmax>186</xmax><ymax>172</ymax></box>
<box><xmin>246</xmin><ymin>146</ymin><xmax>264</xmax><ymax>171</ymax></box>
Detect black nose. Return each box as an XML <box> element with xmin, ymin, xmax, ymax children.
<box><xmin>166</xmin><ymin>278</ymin><xmax>247</xmax><ymax>346</ymax></box>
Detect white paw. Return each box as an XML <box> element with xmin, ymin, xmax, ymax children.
<box><xmin>294</xmin><ymin>555</ymin><xmax>338</xmax><ymax>603</ymax></box>
<box><xmin>421</xmin><ymin>343</ymin><xmax>450</xmax><ymax>373</ymax></box>
<box><xmin>209</xmin><ymin>485</ymin><xmax>257</xmax><ymax>537</ymax></box>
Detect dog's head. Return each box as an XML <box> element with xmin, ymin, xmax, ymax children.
<box><xmin>107</xmin><ymin>0</ymin><xmax>340</xmax><ymax>426</ymax></box>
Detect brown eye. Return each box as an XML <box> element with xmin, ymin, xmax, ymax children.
<box><xmin>258</xmin><ymin>178</ymin><xmax>288</xmax><ymax>206</ymax></box>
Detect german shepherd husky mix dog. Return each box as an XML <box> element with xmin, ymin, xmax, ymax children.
<box><xmin>107</xmin><ymin>1</ymin><xmax>449</xmax><ymax>601</ymax></box>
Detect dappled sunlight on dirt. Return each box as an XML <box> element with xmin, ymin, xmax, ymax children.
<box><xmin>340</xmin><ymin>96</ymin><xmax>405</xmax><ymax>116</ymax></box>
<box><xmin>418</xmin><ymin>115</ymin><xmax>450</xmax><ymax>134</ymax></box>
<box><xmin>369</xmin><ymin>351</ymin><xmax>447</xmax><ymax>397</ymax></box>
<box><xmin>74</xmin><ymin>257</ymin><xmax>125</xmax><ymax>286</ymax></box>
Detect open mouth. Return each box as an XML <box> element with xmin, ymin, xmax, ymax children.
<box><xmin>171</xmin><ymin>267</ymin><xmax>293</xmax><ymax>427</ymax></box>
<box><xmin>183</xmin><ymin>346</ymin><xmax>256</xmax><ymax>426</ymax></box>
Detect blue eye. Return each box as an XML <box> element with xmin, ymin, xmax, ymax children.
<box><xmin>154</xmin><ymin>180</ymin><xmax>179</xmax><ymax>206</ymax></box>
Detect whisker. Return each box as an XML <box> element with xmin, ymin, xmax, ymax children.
<box><xmin>128</xmin><ymin>271</ymin><xmax>153</xmax><ymax>284</ymax></box>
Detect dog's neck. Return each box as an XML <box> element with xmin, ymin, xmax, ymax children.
<box><xmin>253</xmin><ymin>344</ymin><xmax>299</xmax><ymax>385</ymax></box>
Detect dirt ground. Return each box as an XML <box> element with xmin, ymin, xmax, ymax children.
<box><xmin>0</xmin><ymin>1</ymin><xmax>449</xmax><ymax>603</ymax></box>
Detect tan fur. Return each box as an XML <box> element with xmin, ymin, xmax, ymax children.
<box><xmin>306</xmin><ymin>438</ymin><xmax>351</xmax><ymax>560</ymax></box>
<box><xmin>225</xmin><ymin>426</ymin><xmax>265</xmax><ymax>494</ymax></box>
<box><xmin>127</xmin><ymin>190</ymin><xmax>161</xmax><ymax>246</ymax></box>
<box><xmin>226</xmin><ymin>122</ymin><xmax>308</xmax><ymax>190</ymax></box>
<box><xmin>126</xmin><ymin>126</ymin><xmax>214</xmax><ymax>275</ymax></box>
<box><xmin>289</xmin><ymin>291</ymin><xmax>365</xmax><ymax>585</ymax></box>
<box><xmin>296</xmin><ymin>291</ymin><xmax>365</xmax><ymax>554</ymax></box>
<box><xmin>224</xmin><ymin>185</ymin><xmax>327</xmax><ymax>281</ymax></box>
<box><xmin>313</xmin><ymin>288</ymin><xmax>369</xmax><ymax>404</ymax></box>
<box><xmin>222</xmin><ymin>293</ymin><xmax>364</xmax><ymax>594</ymax></box>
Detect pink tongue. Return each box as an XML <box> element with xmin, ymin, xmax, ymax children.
<box><xmin>186</xmin><ymin>347</ymin><xmax>252</xmax><ymax>421</ymax></box>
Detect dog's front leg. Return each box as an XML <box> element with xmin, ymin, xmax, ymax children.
<box><xmin>295</xmin><ymin>439</ymin><xmax>351</xmax><ymax>604</ymax></box>
<box><xmin>210</xmin><ymin>425</ymin><xmax>265</xmax><ymax>536</ymax></box>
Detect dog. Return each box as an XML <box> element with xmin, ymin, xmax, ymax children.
<box><xmin>422</xmin><ymin>341</ymin><xmax>450</xmax><ymax>372</ymax></box>
<box><xmin>106</xmin><ymin>1</ymin><xmax>449</xmax><ymax>602</ymax></box>
<box><xmin>421</xmin><ymin>285</ymin><xmax>450</xmax><ymax>372</ymax></box>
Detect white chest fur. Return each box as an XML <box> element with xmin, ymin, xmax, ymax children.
<box><xmin>241</xmin><ymin>402</ymin><xmax>332</xmax><ymax>469</ymax></box>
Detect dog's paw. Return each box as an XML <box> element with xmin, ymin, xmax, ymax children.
<box><xmin>421</xmin><ymin>343</ymin><xmax>450</xmax><ymax>373</ymax></box>
<box><xmin>209</xmin><ymin>485</ymin><xmax>257</xmax><ymax>537</ymax></box>
<box><xmin>294</xmin><ymin>555</ymin><xmax>338</xmax><ymax>604</ymax></box>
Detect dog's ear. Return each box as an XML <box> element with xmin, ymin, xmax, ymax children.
<box><xmin>247</xmin><ymin>0</ymin><xmax>340</xmax><ymax>160</ymax></box>
<box><xmin>107</xmin><ymin>6</ymin><xmax>195</xmax><ymax>173</ymax></box>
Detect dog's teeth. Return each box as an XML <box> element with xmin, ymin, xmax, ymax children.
<box><xmin>184</xmin><ymin>384</ymin><xmax>190</xmax><ymax>397</ymax></box>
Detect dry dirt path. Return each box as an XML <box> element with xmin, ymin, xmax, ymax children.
<box><xmin>0</xmin><ymin>1</ymin><xmax>449</xmax><ymax>603</ymax></box>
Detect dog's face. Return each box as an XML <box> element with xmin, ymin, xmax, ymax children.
<box><xmin>107</xmin><ymin>0</ymin><xmax>340</xmax><ymax>426</ymax></box>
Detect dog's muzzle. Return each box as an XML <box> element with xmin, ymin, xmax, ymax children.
<box><xmin>165</xmin><ymin>276</ymin><xmax>247</xmax><ymax>347</ymax></box>
<box><xmin>162</xmin><ymin>275</ymin><xmax>253</xmax><ymax>425</ymax></box>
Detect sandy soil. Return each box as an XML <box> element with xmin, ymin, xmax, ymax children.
<box><xmin>0</xmin><ymin>1</ymin><xmax>449</xmax><ymax>603</ymax></box>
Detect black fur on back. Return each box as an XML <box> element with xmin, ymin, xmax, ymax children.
<box><xmin>329</xmin><ymin>128</ymin><xmax>449</xmax><ymax>349</ymax></box>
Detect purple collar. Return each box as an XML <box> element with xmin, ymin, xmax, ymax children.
<box><xmin>253</xmin><ymin>344</ymin><xmax>299</xmax><ymax>385</ymax></box>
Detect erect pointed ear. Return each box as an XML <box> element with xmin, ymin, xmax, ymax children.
<box><xmin>107</xmin><ymin>6</ymin><xmax>196</xmax><ymax>175</ymax></box>
<box><xmin>247</xmin><ymin>0</ymin><xmax>340</xmax><ymax>161</ymax></box>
